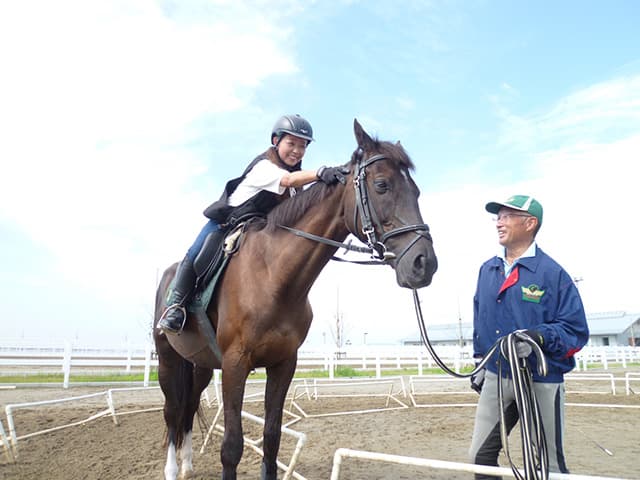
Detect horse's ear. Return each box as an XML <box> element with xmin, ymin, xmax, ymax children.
<box><xmin>396</xmin><ymin>140</ymin><xmax>402</xmax><ymax>147</ymax></box>
<box><xmin>353</xmin><ymin>118</ymin><xmax>373</xmax><ymax>149</ymax></box>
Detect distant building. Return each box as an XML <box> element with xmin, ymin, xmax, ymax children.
<box><xmin>401</xmin><ymin>322</ymin><xmax>473</xmax><ymax>347</ymax></box>
<box><xmin>402</xmin><ymin>311</ymin><xmax>640</xmax><ymax>348</ymax></box>
<box><xmin>586</xmin><ymin>311</ymin><xmax>639</xmax><ymax>347</ymax></box>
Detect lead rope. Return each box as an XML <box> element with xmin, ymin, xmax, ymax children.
<box><xmin>413</xmin><ymin>289</ymin><xmax>549</xmax><ymax>480</ymax></box>
<box><xmin>498</xmin><ymin>332</ymin><xmax>549</xmax><ymax>480</ymax></box>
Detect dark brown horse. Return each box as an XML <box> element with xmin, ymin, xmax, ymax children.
<box><xmin>153</xmin><ymin>119</ymin><xmax>438</xmax><ymax>479</ymax></box>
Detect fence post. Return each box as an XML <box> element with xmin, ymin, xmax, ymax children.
<box><xmin>126</xmin><ymin>342</ymin><xmax>132</xmax><ymax>373</ymax></box>
<box><xmin>329</xmin><ymin>355</ymin><xmax>335</xmax><ymax>380</ymax></box>
<box><xmin>417</xmin><ymin>351</ymin><xmax>423</xmax><ymax>376</ymax></box>
<box><xmin>143</xmin><ymin>342</ymin><xmax>152</xmax><ymax>387</ymax></box>
<box><xmin>63</xmin><ymin>341</ymin><xmax>72</xmax><ymax>389</ymax></box>
<box><xmin>375</xmin><ymin>355</ymin><xmax>381</xmax><ymax>379</ymax></box>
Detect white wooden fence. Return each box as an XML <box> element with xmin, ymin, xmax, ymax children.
<box><xmin>1</xmin><ymin>339</ymin><xmax>639</xmax><ymax>389</ymax></box>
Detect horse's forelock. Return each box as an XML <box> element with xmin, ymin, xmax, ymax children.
<box><xmin>350</xmin><ymin>137</ymin><xmax>415</xmax><ymax>171</ymax></box>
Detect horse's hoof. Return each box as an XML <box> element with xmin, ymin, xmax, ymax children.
<box><xmin>260</xmin><ymin>463</ymin><xmax>278</xmax><ymax>480</ymax></box>
<box><xmin>178</xmin><ymin>469</ymin><xmax>194</xmax><ymax>480</ymax></box>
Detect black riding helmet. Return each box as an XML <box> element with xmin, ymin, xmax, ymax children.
<box><xmin>271</xmin><ymin>114</ymin><xmax>314</xmax><ymax>145</ymax></box>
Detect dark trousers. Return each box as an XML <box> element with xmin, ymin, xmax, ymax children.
<box><xmin>186</xmin><ymin>220</ymin><xmax>221</xmax><ymax>261</ymax></box>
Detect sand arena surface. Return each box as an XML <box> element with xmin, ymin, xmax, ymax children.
<box><xmin>1</xmin><ymin>379</ymin><xmax>639</xmax><ymax>480</ymax></box>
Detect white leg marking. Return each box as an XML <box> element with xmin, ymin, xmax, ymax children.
<box><xmin>179</xmin><ymin>431</ymin><xmax>194</xmax><ymax>479</ymax></box>
<box><xmin>164</xmin><ymin>441</ymin><xmax>178</xmax><ymax>480</ymax></box>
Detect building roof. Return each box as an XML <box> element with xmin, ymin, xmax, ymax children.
<box><xmin>402</xmin><ymin>322</ymin><xmax>473</xmax><ymax>343</ymax></box>
<box><xmin>402</xmin><ymin>311</ymin><xmax>640</xmax><ymax>343</ymax></box>
<box><xmin>586</xmin><ymin>311</ymin><xmax>640</xmax><ymax>335</ymax></box>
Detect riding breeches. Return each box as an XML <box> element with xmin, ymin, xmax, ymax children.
<box><xmin>468</xmin><ymin>370</ymin><xmax>568</xmax><ymax>479</ymax></box>
<box><xmin>187</xmin><ymin>220</ymin><xmax>221</xmax><ymax>261</ymax></box>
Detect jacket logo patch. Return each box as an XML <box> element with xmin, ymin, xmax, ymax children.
<box><xmin>521</xmin><ymin>284</ymin><xmax>545</xmax><ymax>303</ymax></box>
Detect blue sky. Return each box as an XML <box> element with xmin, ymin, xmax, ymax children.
<box><xmin>1</xmin><ymin>1</ymin><xmax>639</xmax><ymax>347</ymax></box>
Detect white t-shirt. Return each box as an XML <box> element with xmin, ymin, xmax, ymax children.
<box><xmin>228</xmin><ymin>159</ymin><xmax>290</xmax><ymax>207</ymax></box>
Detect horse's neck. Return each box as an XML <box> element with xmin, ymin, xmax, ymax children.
<box><xmin>268</xmin><ymin>188</ymin><xmax>349</xmax><ymax>296</ymax></box>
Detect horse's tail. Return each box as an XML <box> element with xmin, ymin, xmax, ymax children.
<box><xmin>174</xmin><ymin>357</ymin><xmax>194</xmax><ymax>449</ymax></box>
<box><xmin>155</xmin><ymin>262</ymin><xmax>195</xmax><ymax>450</ymax></box>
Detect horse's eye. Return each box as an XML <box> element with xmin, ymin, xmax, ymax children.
<box><xmin>374</xmin><ymin>180</ymin><xmax>388</xmax><ymax>194</ymax></box>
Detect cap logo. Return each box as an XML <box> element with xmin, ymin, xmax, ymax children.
<box><xmin>521</xmin><ymin>196</ymin><xmax>533</xmax><ymax>211</ymax></box>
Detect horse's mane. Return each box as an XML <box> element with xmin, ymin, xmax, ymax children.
<box><xmin>262</xmin><ymin>137</ymin><xmax>414</xmax><ymax>231</ymax></box>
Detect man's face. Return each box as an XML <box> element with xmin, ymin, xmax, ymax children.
<box><xmin>494</xmin><ymin>207</ymin><xmax>536</xmax><ymax>247</ymax></box>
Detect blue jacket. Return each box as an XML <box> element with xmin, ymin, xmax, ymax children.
<box><xmin>473</xmin><ymin>247</ymin><xmax>589</xmax><ymax>383</ymax></box>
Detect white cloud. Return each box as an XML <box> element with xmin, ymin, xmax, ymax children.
<box><xmin>307</xmin><ymin>75</ymin><xmax>640</xmax><ymax>346</ymax></box>
<box><xmin>496</xmin><ymin>75</ymin><xmax>640</xmax><ymax>153</ymax></box>
<box><xmin>1</xmin><ymin>4</ymin><xmax>639</xmax><ymax>346</ymax></box>
<box><xmin>0</xmin><ymin>2</ymin><xmax>305</xmax><ymax>342</ymax></box>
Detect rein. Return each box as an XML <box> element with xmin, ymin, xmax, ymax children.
<box><xmin>413</xmin><ymin>289</ymin><xmax>550</xmax><ymax>480</ymax></box>
<box><xmin>278</xmin><ymin>152</ymin><xmax>431</xmax><ymax>265</ymax></box>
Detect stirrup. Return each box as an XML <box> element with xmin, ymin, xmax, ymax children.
<box><xmin>158</xmin><ymin>303</ymin><xmax>187</xmax><ymax>334</ymax></box>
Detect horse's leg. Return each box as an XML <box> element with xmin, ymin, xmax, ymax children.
<box><xmin>261</xmin><ymin>356</ymin><xmax>297</xmax><ymax>480</ymax></box>
<box><xmin>220</xmin><ymin>360</ymin><xmax>250</xmax><ymax>480</ymax></box>
<box><xmin>178</xmin><ymin>366</ymin><xmax>213</xmax><ymax>480</ymax></box>
<box><xmin>164</xmin><ymin>439</ymin><xmax>179</xmax><ymax>480</ymax></box>
<box><xmin>158</xmin><ymin>353</ymin><xmax>182</xmax><ymax>480</ymax></box>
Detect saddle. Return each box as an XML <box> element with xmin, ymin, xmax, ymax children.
<box><xmin>164</xmin><ymin>223</ymin><xmax>246</xmax><ymax>369</ymax></box>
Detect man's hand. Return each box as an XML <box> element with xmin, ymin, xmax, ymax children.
<box><xmin>514</xmin><ymin>329</ymin><xmax>544</xmax><ymax>358</ymax></box>
<box><xmin>316</xmin><ymin>166</ymin><xmax>350</xmax><ymax>185</ymax></box>
<box><xmin>522</xmin><ymin>329</ymin><xmax>544</xmax><ymax>347</ymax></box>
<box><xmin>470</xmin><ymin>367</ymin><xmax>485</xmax><ymax>394</ymax></box>
<box><xmin>515</xmin><ymin>342</ymin><xmax>532</xmax><ymax>358</ymax></box>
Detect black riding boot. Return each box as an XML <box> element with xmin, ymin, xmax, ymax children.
<box><xmin>158</xmin><ymin>255</ymin><xmax>196</xmax><ymax>334</ymax></box>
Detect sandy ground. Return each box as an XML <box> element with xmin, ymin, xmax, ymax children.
<box><xmin>0</xmin><ymin>377</ymin><xmax>639</xmax><ymax>480</ymax></box>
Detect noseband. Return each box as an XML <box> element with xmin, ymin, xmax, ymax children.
<box><xmin>352</xmin><ymin>153</ymin><xmax>432</xmax><ymax>262</ymax></box>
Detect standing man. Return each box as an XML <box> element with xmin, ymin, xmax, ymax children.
<box><xmin>469</xmin><ymin>195</ymin><xmax>589</xmax><ymax>478</ymax></box>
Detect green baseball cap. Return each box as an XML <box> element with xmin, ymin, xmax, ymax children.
<box><xmin>485</xmin><ymin>194</ymin><xmax>543</xmax><ymax>226</ymax></box>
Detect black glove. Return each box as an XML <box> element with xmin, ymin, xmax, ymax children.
<box><xmin>470</xmin><ymin>365</ymin><xmax>485</xmax><ymax>394</ymax></box>
<box><xmin>521</xmin><ymin>329</ymin><xmax>544</xmax><ymax>347</ymax></box>
<box><xmin>316</xmin><ymin>166</ymin><xmax>350</xmax><ymax>185</ymax></box>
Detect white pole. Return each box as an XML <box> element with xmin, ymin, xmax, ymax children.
<box><xmin>63</xmin><ymin>341</ymin><xmax>72</xmax><ymax>389</ymax></box>
<box><xmin>330</xmin><ymin>448</ymin><xmax>629</xmax><ymax>480</ymax></box>
<box><xmin>126</xmin><ymin>342</ymin><xmax>132</xmax><ymax>373</ymax></box>
<box><xmin>329</xmin><ymin>355</ymin><xmax>335</xmax><ymax>380</ymax></box>
<box><xmin>143</xmin><ymin>343</ymin><xmax>152</xmax><ymax>387</ymax></box>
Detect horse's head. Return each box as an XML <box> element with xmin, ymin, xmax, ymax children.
<box><xmin>345</xmin><ymin>119</ymin><xmax>438</xmax><ymax>289</ymax></box>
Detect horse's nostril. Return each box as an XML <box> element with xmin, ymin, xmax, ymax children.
<box><xmin>413</xmin><ymin>254</ymin><xmax>426</xmax><ymax>272</ymax></box>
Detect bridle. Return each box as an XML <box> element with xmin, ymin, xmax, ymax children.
<box><xmin>278</xmin><ymin>150</ymin><xmax>432</xmax><ymax>264</ymax></box>
<box><xmin>352</xmin><ymin>152</ymin><xmax>431</xmax><ymax>261</ymax></box>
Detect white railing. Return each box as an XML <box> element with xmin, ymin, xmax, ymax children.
<box><xmin>0</xmin><ymin>340</ymin><xmax>155</xmax><ymax>388</ymax></box>
<box><xmin>1</xmin><ymin>340</ymin><xmax>639</xmax><ymax>389</ymax></box>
